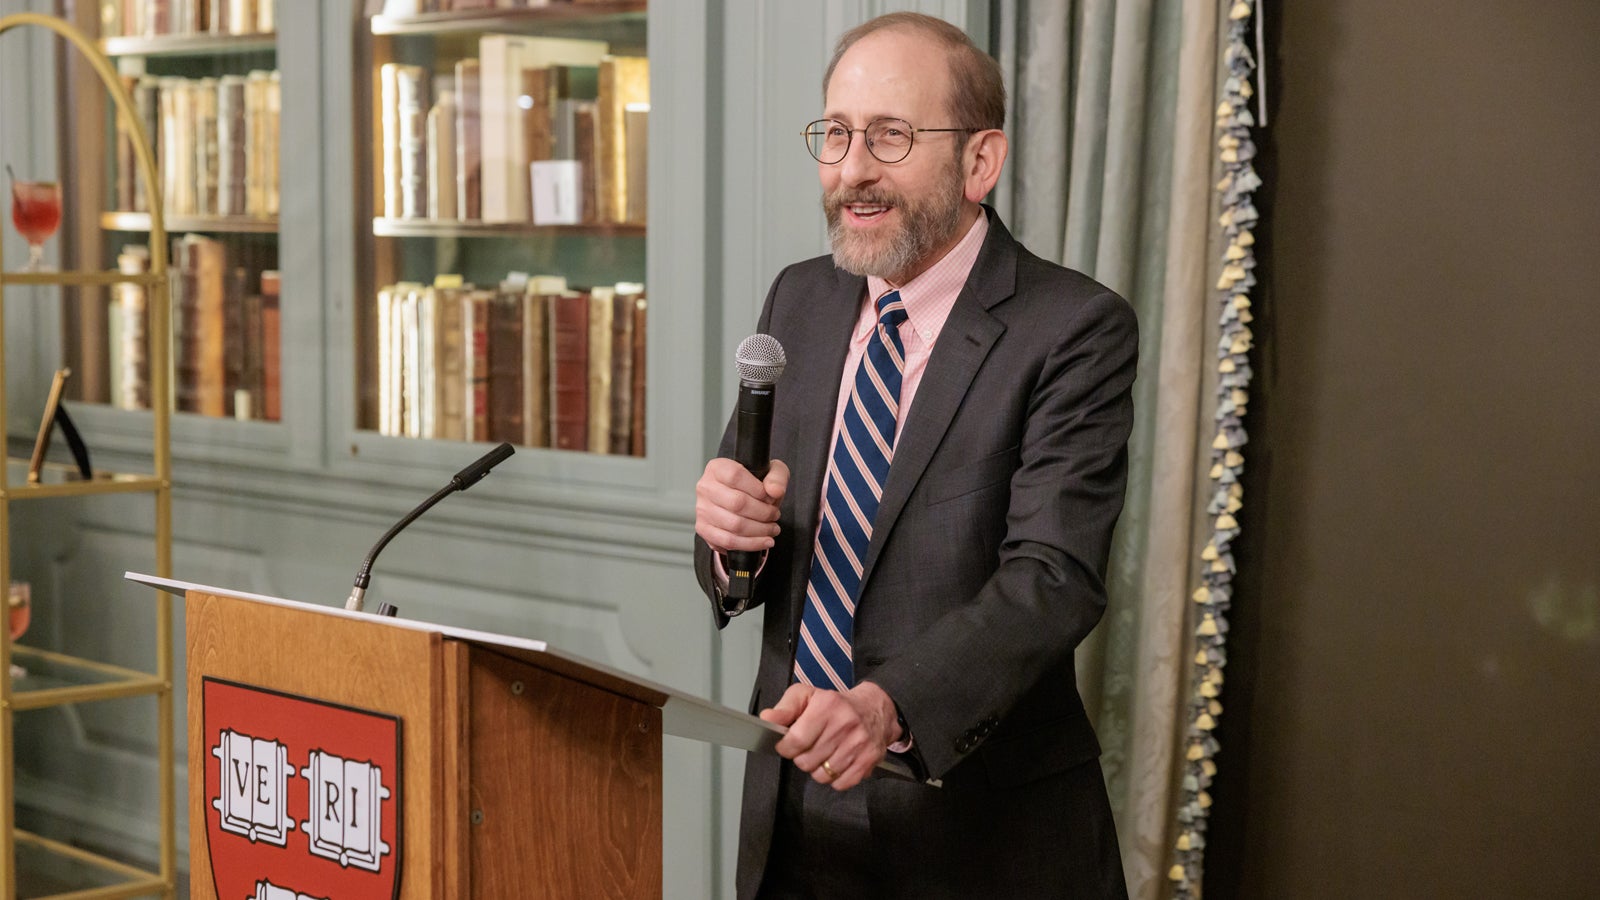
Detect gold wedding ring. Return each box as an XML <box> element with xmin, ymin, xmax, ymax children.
<box><xmin>821</xmin><ymin>760</ymin><xmax>838</xmax><ymax>779</ymax></box>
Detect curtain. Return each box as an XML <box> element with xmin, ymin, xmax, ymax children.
<box><xmin>991</xmin><ymin>2</ymin><xmax>1233</xmax><ymax>898</ymax></box>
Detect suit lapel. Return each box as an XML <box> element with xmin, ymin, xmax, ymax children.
<box><xmin>858</xmin><ymin>215</ymin><xmax>1017</xmax><ymax>590</ymax></box>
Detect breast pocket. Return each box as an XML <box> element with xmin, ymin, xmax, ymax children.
<box><xmin>920</xmin><ymin>445</ymin><xmax>1019</xmax><ymax>506</ymax></box>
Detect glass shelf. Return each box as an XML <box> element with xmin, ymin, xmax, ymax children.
<box><xmin>371</xmin><ymin>3</ymin><xmax>646</xmax><ymax>37</ymax></box>
<box><xmin>100</xmin><ymin>31</ymin><xmax>276</xmax><ymax>58</ymax></box>
<box><xmin>372</xmin><ymin>216</ymin><xmax>645</xmax><ymax>239</ymax></box>
<box><xmin>11</xmin><ymin>828</ymin><xmax>166</xmax><ymax>899</ymax></box>
<box><xmin>2</xmin><ymin>460</ymin><xmax>162</xmax><ymax>501</ymax></box>
<box><xmin>6</xmin><ymin>647</ymin><xmax>166</xmax><ymax>712</ymax></box>
<box><xmin>102</xmin><ymin>211</ymin><xmax>278</xmax><ymax>234</ymax></box>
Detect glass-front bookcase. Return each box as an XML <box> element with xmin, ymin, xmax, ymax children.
<box><xmin>62</xmin><ymin>0</ymin><xmax>283</xmax><ymax>424</ymax></box>
<box><xmin>356</xmin><ymin>2</ymin><xmax>650</xmax><ymax>458</ymax></box>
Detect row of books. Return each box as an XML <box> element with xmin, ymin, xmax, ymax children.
<box><xmin>102</xmin><ymin>0</ymin><xmax>276</xmax><ymax>39</ymax></box>
<box><xmin>378</xmin><ymin>38</ymin><xmax>647</xmax><ymax>226</ymax></box>
<box><xmin>109</xmin><ymin>239</ymin><xmax>281</xmax><ymax>421</ymax></box>
<box><xmin>376</xmin><ymin>276</ymin><xmax>645</xmax><ymax>455</ymax></box>
<box><xmin>115</xmin><ymin>72</ymin><xmax>282</xmax><ymax>219</ymax></box>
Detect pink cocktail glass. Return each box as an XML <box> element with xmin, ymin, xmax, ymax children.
<box><xmin>10</xmin><ymin>179</ymin><xmax>62</xmax><ymax>271</ymax></box>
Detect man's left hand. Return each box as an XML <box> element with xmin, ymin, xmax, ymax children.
<box><xmin>760</xmin><ymin>681</ymin><xmax>902</xmax><ymax>791</ymax></box>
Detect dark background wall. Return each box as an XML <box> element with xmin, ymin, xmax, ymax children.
<box><xmin>1209</xmin><ymin>2</ymin><xmax>1600</xmax><ymax>898</ymax></box>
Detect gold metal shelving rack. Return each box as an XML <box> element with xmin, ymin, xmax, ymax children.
<box><xmin>0</xmin><ymin>13</ymin><xmax>174</xmax><ymax>900</ymax></box>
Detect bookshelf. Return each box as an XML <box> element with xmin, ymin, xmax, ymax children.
<box><xmin>4</xmin><ymin>2</ymin><xmax>987</xmax><ymax>894</ymax></box>
<box><xmin>358</xmin><ymin>2</ymin><xmax>651</xmax><ymax>457</ymax></box>
<box><xmin>100</xmin><ymin>32</ymin><xmax>276</xmax><ymax>58</ymax></box>
<box><xmin>370</xmin><ymin>3</ymin><xmax>648</xmax><ymax>39</ymax></box>
<box><xmin>56</xmin><ymin>3</ymin><xmax>283</xmax><ymax>424</ymax></box>
<box><xmin>371</xmin><ymin>216</ymin><xmax>643</xmax><ymax>239</ymax></box>
<box><xmin>0</xmin><ymin>13</ymin><xmax>176</xmax><ymax>900</ymax></box>
<box><xmin>101</xmin><ymin>211</ymin><xmax>279</xmax><ymax>234</ymax></box>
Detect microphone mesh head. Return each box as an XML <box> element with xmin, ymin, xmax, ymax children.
<box><xmin>736</xmin><ymin>334</ymin><xmax>787</xmax><ymax>385</ymax></box>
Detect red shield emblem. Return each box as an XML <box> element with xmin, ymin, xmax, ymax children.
<box><xmin>203</xmin><ymin>677</ymin><xmax>402</xmax><ymax>900</ymax></box>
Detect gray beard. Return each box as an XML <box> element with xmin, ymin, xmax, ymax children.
<box><xmin>824</xmin><ymin>166</ymin><xmax>965</xmax><ymax>283</ymax></box>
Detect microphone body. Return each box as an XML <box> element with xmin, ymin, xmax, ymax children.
<box><xmin>725</xmin><ymin>335</ymin><xmax>787</xmax><ymax>603</ymax></box>
<box><xmin>344</xmin><ymin>442</ymin><xmax>516</xmax><ymax>612</ymax></box>
<box><xmin>733</xmin><ymin>377</ymin><xmax>775</xmax><ymax>480</ymax></box>
<box><xmin>725</xmin><ymin>377</ymin><xmax>775</xmax><ymax>600</ymax></box>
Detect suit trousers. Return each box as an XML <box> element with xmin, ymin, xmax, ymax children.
<box><xmin>756</xmin><ymin>762</ymin><xmax>874</xmax><ymax>900</ymax></box>
<box><xmin>754</xmin><ymin>756</ymin><xmax>1131</xmax><ymax>900</ymax></box>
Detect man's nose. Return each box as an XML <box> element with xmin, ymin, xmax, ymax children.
<box><xmin>838</xmin><ymin>132</ymin><xmax>881</xmax><ymax>186</ymax></box>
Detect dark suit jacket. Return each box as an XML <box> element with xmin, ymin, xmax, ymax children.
<box><xmin>696</xmin><ymin>208</ymin><xmax>1137</xmax><ymax>899</ymax></box>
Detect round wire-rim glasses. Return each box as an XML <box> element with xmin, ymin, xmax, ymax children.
<box><xmin>802</xmin><ymin>117</ymin><xmax>978</xmax><ymax>165</ymax></box>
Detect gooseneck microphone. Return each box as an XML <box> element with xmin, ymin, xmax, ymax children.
<box><xmin>344</xmin><ymin>442</ymin><xmax>516</xmax><ymax>613</ymax></box>
<box><xmin>725</xmin><ymin>334</ymin><xmax>787</xmax><ymax>602</ymax></box>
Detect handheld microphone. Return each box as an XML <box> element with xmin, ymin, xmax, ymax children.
<box><xmin>344</xmin><ymin>442</ymin><xmax>516</xmax><ymax>613</ymax></box>
<box><xmin>725</xmin><ymin>334</ymin><xmax>787</xmax><ymax>602</ymax></box>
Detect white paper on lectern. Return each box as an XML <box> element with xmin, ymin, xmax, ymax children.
<box><xmin>125</xmin><ymin>572</ymin><xmax>920</xmax><ymax>782</ymax></box>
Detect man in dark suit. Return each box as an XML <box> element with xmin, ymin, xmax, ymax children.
<box><xmin>695</xmin><ymin>12</ymin><xmax>1136</xmax><ymax>899</ymax></box>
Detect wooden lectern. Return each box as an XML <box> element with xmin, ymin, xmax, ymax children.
<box><xmin>127</xmin><ymin>574</ymin><xmax>907</xmax><ymax>900</ymax></box>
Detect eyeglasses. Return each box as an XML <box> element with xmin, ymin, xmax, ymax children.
<box><xmin>802</xmin><ymin>117</ymin><xmax>977</xmax><ymax>165</ymax></box>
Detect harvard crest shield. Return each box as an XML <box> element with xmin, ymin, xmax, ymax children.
<box><xmin>203</xmin><ymin>677</ymin><xmax>402</xmax><ymax>900</ymax></box>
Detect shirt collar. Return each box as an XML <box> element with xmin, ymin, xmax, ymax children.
<box><xmin>865</xmin><ymin>212</ymin><xmax>989</xmax><ymax>340</ymax></box>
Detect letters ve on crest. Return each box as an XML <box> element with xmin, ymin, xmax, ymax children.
<box><xmin>203</xmin><ymin>677</ymin><xmax>402</xmax><ymax>900</ymax></box>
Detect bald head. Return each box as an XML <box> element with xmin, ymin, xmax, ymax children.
<box><xmin>823</xmin><ymin>13</ymin><xmax>1006</xmax><ymax>132</ymax></box>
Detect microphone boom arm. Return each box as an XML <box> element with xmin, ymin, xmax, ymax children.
<box><xmin>344</xmin><ymin>442</ymin><xmax>515</xmax><ymax>612</ymax></box>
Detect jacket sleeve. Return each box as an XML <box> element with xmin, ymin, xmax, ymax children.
<box><xmin>866</xmin><ymin>288</ymin><xmax>1139</xmax><ymax>781</ymax></box>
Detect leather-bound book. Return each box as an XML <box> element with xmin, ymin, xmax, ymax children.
<box><xmin>377</xmin><ymin>286</ymin><xmax>397</xmax><ymax>435</ymax></box>
<box><xmin>260</xmin><ymin>269</ymin><xmax>281</xmax><ymax>422</ymax></box>
<box><xmin>573</xmin><ymin>101</ymin><xmax>598</xmax><ymax>224</ymax></box>
<box><xmin>608</xmin><ymin>284</ymin><xmax>643</xmax><ymax>455</ymax></box>
<box><xmin>547</xmin><ymin>291</ymin><xmax>589</xmax><ymax>451</ymax></box>
<box><xmin>461</xmin><ymin>288</ymin><xmax>493</xmax><ymax>441</ymax></box>
<box><xmin>178</xmin><ymin>234</ymin><xmax>228</xmax><ymax>417</ymax></box>
<box><xmin>115</xmin><ymin>245</ymin><xmax>151</xmax><ymax>411</ymax></box>
<box><xmin>192</xmin><ymin>77</ymin><xmax>220</xmax><ymax>215</ymax></box>
<box><xmin>393</xmin><ymin>64</ymin><xmax>429</xmax><ymax>220</ymax></box>
<box><xmin>623</xmin><ymin>103</ymin><xmax>648</xmax><ymax>225</ymax></box>
<box><xmin>380</xmin><ymin>63</ymin><xmax>402</xmax><ymax>219</ymax></box>
<box><xmin>630</xmin><ymin>294</ymin><xmax>646</xmax><ymax>457</ymax></box>
<box><xmin>172</xmin><ymin>237</ymin><xmax>198</xmax><ymax>412</ymax></box>
<box><xmin>241</xmin><ymin>285</ymin><xmax>263</xmax><ymax>421</ymax></box>
<box><xmin>399</xmin><ymin>286</ymin><xmax>421</xmax><ymax>437</ymax></box>
<box><xmin>454</xmin><ymin>59</ymin><xmax>481</xmax><ymax>220</ymax></box>
<box><xmin>224</xmin><ymin>265</ymin><xmax>248</xmax><ymax>417</ymax></box>
<box><xmin>434</xmin><ymin>282</ymin><xmax>466</xmax><ymax>441</ymax></box>
<box><xmin>521</xmin><ymin>275</ymin><xmax>565</xmax><ymax>448</ymax></box>
<box><xmin>585</xmin><ymin>287</ymin><xmax>614</xmax><ymax>454</ymax></box>
<box><xmin>520</xmin><ymin>67</ymin><xmax>554</xmax><ymax>174</ymax></box>
<box><xmin>132</xmin><ymin>77</ymin><xmax>160</xmax><ymax>212</ymax></box>
<box><xmin>428</xmin><ymin>89</ymin><xmax>458</xmax><ymax>220</ymax></box>
<box><xmin>217</xmin><ymin>75</ymin><xmax>249</xmax><ymax>216</ymax></box>
<box><xmin>596</xmin><ymin>56</ymin><xmax>648</xmax><ymax>223</ymax></box>
<box><xmin>487</xmin><ymin>283</ymin><xmax>526</xmax><ymax>444</ymax></box>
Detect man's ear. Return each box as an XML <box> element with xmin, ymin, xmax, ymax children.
<box><xmin>963</xmin><ymin>129</ymin><xmax>1008</xmax><ymax>203</ymax></box>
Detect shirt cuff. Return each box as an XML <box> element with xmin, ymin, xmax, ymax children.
<box><xmin>886</xmin><ymin>707</ymin><xmax>914</xmax><ymax>754</ymax></box>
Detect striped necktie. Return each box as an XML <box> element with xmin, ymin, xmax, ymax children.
<box><xmin>794</xmin><ymin>290</ymin><xmax>909</xmax><ymax>690</ymax></box>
